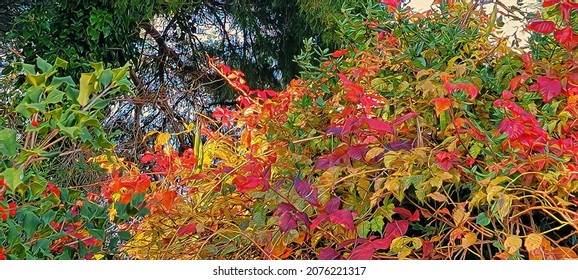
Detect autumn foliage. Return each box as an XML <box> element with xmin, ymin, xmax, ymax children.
<box><xmin>3</xmin><ymin>0</ymin><xmax>578</xmax><ymax>260</ymax></box>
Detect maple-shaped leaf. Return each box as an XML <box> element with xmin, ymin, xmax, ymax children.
<box><xmin>329</xmin><ymin>209</ymin><xmax>356</xmax><ymax>231</ymax></box>
<box><xmin>527</xmin><ymin>21</ymin><xmax>556</xmax><ymax>34</ymax></box>
<box><xmin>537</xmin><ymin>76</ymin><xmax>562</xmax><ymax>102</ymax></box>
<box><xmin>430</xmin><ymin>98</ymin><xmax>452</xmax><ymax>116</ymax></box>
<box><xmin>278</xmin><ymin>212</ymin><xmax>298</xmax><ymax>233</ymax></box>
<box><xmin>497</xmin><ymin>118</ymin><xmax>525</xmax><ymax>140</ymax></box>
<box><xmin>177</xmin><ymin>223</ymin><xmax>197</xmax><ymax>237</ymax></box>
<box><xmin>319</xmin><ymin>247</ymin><xmax>342</xmax><ymax>260</ymax></box>
<box><xmin>294</xmin><ymin>177</ymin><xmax>320</xmax><ymax>206</ymax></box>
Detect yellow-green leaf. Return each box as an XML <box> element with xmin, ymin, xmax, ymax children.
<box><xmin>78</xmin><ymin>73</ymin><xmax>96</xmax><ymax>106</ymax></box>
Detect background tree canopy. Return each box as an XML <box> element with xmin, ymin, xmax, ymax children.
<box><xmin>2</xmin><ymin>0</ymin><xmax>360</xmax><ymax>162</ymax></box>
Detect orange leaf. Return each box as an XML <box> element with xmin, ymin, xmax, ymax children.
<box><xmin>430</xmin><ymin>98</ymin><xmax>452</xmax><ymax>116</ymax></box>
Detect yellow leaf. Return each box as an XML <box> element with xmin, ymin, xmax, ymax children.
<box><xmin>524</xmin><ymin>233</ymin><xmax>543</xmax><ymax>252</ymax></box>
<box><xmin>486</xmin><ymin>185</ymin><xmax>502</xmax><ymax>203</ymax></box>
<box><xmin>427</xmin><ymin>192</ymin><xmax>448</xmax><ymax>203</ymax></box>
<box><xmin>452</xmin><ymin>206</ymin><xmax>469</xmax><ymax>226</ymax></box>
<box><xmin>79</xmin><ymin>73</ymin><xmax>96</xmax><ymax>106</ymax></box>
<box><xmin>93</xmin><ymin>254</ymin><xmax>104</xmax><ymax>260</ymax></box>
<box><xmin>155</xmin><ymin>132</ymin><xmax>171</xmax><ymax>148</ymax></box>
<box><xmin>365</xmin><ymin>147</ymin><xmax>385</xmax><ymax>162</ymax></box>
<box><xmin>504</xmin><ymin>235</ymin><xmax>522</xmax><ymax>254</ymax></box>
<box><xmin>462</xmin><ymin>232</ymin><xmax>477</xmax><ymax>249</ymax></box>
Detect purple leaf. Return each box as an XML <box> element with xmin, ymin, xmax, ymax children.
<box><xmin>278</xmin><ymin>212</ymin><xmax>297</xmax><ymax>233</ymax></box>
<box><xmin>319</xmin><ymin>247</ymin><xmax>342</xmax><ymax>260</ymax></box>
<box><xmin>294</xmin><ymin>177</ymin><xmax>320</xmax><ymax>206</ymax></box>
<box><xmin>295</xmin><ymin>211</ymin><xmax>311</xmax><ymax>229</ymax></box>
<box><xmin>347</xmin><ymin>144</ymin><xmax>368</xmax><ymax>161</ymax></box>
<box><xmin>325</xmin><ymin>197</ymin><xmax>341</xmax><ymax>214</ymax></box>
<box><xmin>274</xmin><ymin>202</ymin><xmax>297</xmax><ymax>216</ymax></box>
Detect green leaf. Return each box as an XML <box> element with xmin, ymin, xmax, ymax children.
<box><xmin>87</xmin><ymin>228</ymin><xmax>106</xmax><ymax>242</ymax></box>
<box><xmin>370</xmin><ymin>215</ymin><xmax>385</xmax><ymax>234</ymax></box>
<box><xmin>357</xmin><ymin>220</ymin><xmax>371</xmax><ymax>238</ymax></box>
<box><xmin>2</xmin><ymin>168</ymin><xmax>24</xmax><ymax>191</ymax></box>
<box><xmin>23</xmin><ymin>212</ymin><xmax>41</xmax><ymax>238</ymax></box>
<box><xmin>53</xmin><ymin>57</ymin><xmax>69</xmax><ymax>69</ymax></box>
<box><xmin>0</xmin><ymin>128</ymin><xmax>19</xmax><ymax>157</ymax></box>
<box><xmin>78</xmin><ymin>73</ymin><xmax>96</xmax><ymax>106</ymax></box>
<box><xmin>26</xmin><ymin>73</ymin><xmax>46</xmax><ymax>87</ymax></box>
<box><xmin>36</xmin><ymin>57</ymin><xmax>53</xmax><ymax>73</ymax></box>
<box><xmin>476</xmin><ymin>213</ymin><xmax>491</xmax><ymax>226</ymax></box>
<box><xmin>50</xmin><ymin>76</ymin><xmax>76</xmax><ymax>88</ymax></box>
<box><xmin>118</xmin><ymin>231</ymin><xmax>131</xmax><ymax>240</ymax></box>
<box><xmin>99</xmin><ymin>69</ymin><xmax>113</xmax><ymax>89</ymax></box>
<box><xmin>45</xmin><ymin>89</ymin><xmax>65</xmax><ymax>104</ymax></box>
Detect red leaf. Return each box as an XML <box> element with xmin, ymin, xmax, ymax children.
<box><xmin>329</xmin><ymin>209</ymin><xmax>356</xmax><ymax>231</ymax></box>
<box><xmin>497</xmin><ymin>118</ymin><xmax>525</xmax><ymax>140</ymax></box>
<box><xmin>526</xmin><ymin>21</ymin><xmax>556</xmax><ymax>34</ymax></box>
<box><xmin>561</xmin><ymin>3</ymin><xmax>573</xmax><ymax>22</ymax></box>
<box><xmin>543</xmin><ymin>0</ymin><xmax>560</xmax><ymax>7</ymax></box>
<box><xmin>457</xmin><ymin>83</ymin><xmax>479</xmax><ymax>100</ymax></box>
<box><xmin>141</xmin><ymin>153</ymin><xmax>155</xmax><ymax>164</ymax></box>
<box><xmin>537</xmin><ymin>76</ymin><xmax>562</xmax><ymax>103</ymax></box>
<box><xmin>177</xmin><ymin>223</ymin><xmax>197</xmax><ymax>237</ymax></box>
<box><xmin>361</xmin><ymin>116</ymin><xmax>394</xmax><ymax>134</ymax></box>
<box><xmin>422</xmin><ymin>240</ymin><xmax>434</xmax><ymax>258</ymax></box>
<box><xmin>310</xmin><ymin>213</ymin><xmax>329</xmax><ymax>231</ymax></box>
<box><xmin>314</xmin><ymin>144</ymin><xmax>349</xmax><ymax>170</ymax></box>
<box><xmin>393</xmin><ymin>207</ymin><xmax>412</xmax><ymax>219</ymax></box>
<box><xmin>294</xmin><ymin>178</ymin><xmax>320</xmax><ymax>206</ymax></box>
<box><xmin>430</xmin><ymin>98</ymin><xmax>452</xmax><ymax>116</ymax></box>
<box><xmin>349</xmin><ymin>243</ymin><xmax>375</xmax><ymax>260</ymax></box>
<box><xmin>392</xmin><ymin>112</ymin><xmax>418</xmax><ymax>126</ymax></box>
<box><xmin>502</xmin><ymin>90</ymin><xmax>515</xmax><ymax>100</ymax></box>
<box><xmin>384</xmin><ymin>219</ymin><xmax>409</xmax><ymax>239</ymax></box>
<box><xmin>509</xmin><ymin>76</ymin><xmax>522</xmax><ymax>90</ymax></box>
<box><xmin>319</xmin><ymin>247</ymin><xmax>342</xmax><ymax>260</ymax></box>
<box><xmin>380</xmin><ymin>0</ymin><xmax>401</xmax><ymax>9</ymax></box>
<box><xmin>331</xmin><ymin>49</ymin><xmax>348</xmax><ymax>58</ymax></box>
<box><xmin>554</xmin><ymin>26</ymin><xmax>578</xmax><ymax>49</ymax></box>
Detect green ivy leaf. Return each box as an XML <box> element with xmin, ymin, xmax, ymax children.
<box><xmin>476</xmin><ymin>213</ymin><xmax>491</xmax><ymax>226</ymax></box>
<box><xmin>2</xmin><ymin>168</ymin><xmax>24</xmax><ymax>191</ymax></box>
